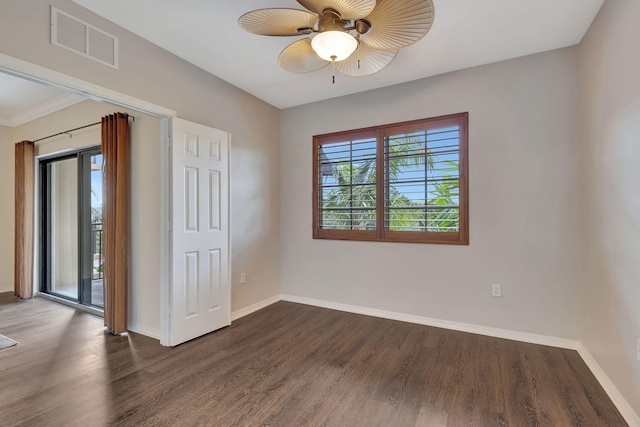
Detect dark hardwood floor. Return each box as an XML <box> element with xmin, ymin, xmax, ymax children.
<box><xmin>0</xmin><ymin>292</ymin><xmax>627</xmax><ymax>426</ymax></box>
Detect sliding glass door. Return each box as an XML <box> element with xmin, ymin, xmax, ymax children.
<box><xmin>41</xmin><ymin>148</ymin><xmax>104</xmax><ymax>309</ymax></box>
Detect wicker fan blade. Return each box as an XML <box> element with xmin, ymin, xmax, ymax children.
<box><xmin>335</xmin><ymin>43</ymin><xmax>397</xmax><ymax>77</ymax></box>
<box><xmin>297</xmin><ymin>0</ymin><xmax>376</xmax><ymax>21</ymax></box>
<box><xmin>279</xmin><ymin>39</ymin><xmax>330</xmax><ymax>74</ymax></box>
<box><xmin>239</xmin><ymin>8</ymin><xmax>318</xmax><ymax>36</ymax></box>
<box><xmin>359</xmin><ymin>0</ymin><xmax>434</xmax><ymax>50</ymax></box>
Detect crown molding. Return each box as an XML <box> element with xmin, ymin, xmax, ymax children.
<box><xmin>0</xmin><ymin>53</ymin><xmax>176</xmax><ymax>118</ymax></box>
<box><xmin>0</xmin><ymin>93</ymin><xmax>86</xmax><ymax>128</ymax></box>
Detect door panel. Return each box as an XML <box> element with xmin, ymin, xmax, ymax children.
<box><xmin>41</xmin><ymin>148</ymin><xmax>103</xmax><ymax>308</ymax></box>
<box><xmin>48</xmin><ymin>157</ymin><xmax>79</xmax><ymax>300</ymax></box>
<box><xmin>170</xmin><ymin>118</ymin><xmax>230</xmax><ymax>346</ymax></box>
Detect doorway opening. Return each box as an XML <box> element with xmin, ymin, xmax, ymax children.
<box><xmin>1</xmin><ymin>52</ymin><xmax>175</xmax><ymax>343</ymax></box>
<box><xmin>40</xmin><ymin>147</ymin><xmax>104</xmax><ymax>310</ymax></box>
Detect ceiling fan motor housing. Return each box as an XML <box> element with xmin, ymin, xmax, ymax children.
<box><xmin>318</xmin><ymin>16</ymin><xmax>351</xmax><ymax>32</ymax></box>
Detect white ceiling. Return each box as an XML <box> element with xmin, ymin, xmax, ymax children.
<box><xmin>72</xmin><ymin>0</ymin><xmax>604</xmax><ymax>109</ymax></box>
<box><xmin>0</xmin><ymin>73</ymin><xmax>85</xmax><ymax>127</ymax></box>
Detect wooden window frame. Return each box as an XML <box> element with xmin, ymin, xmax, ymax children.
<box><xmin>313</xmin><ymin>112</ymin><xmax>469</xmax><ymax>245</ymax></box>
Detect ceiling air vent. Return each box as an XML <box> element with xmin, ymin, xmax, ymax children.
<box><xmin>51</xmin><ymin>7</ymin><xmax>118</xmax><ymax>69</ymax></box>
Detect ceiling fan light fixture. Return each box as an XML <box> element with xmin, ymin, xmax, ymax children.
<box><xmin>239</xmin><ymin>0</ymin><xmax>436</xmax><ymax>79</ymax></box>
<box><xmin>311</xmin><ymin>31</ymin><xmax>358</xmax><ymax>61</ymax></box>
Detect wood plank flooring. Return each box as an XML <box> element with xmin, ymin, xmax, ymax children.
<box><xmin>0</xmin><ymin>292</ymin><xmax>627</xmax><ymax>426</ymax></box>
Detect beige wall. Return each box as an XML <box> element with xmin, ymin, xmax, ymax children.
<box><xmin>0</xmin><ymin>125</ymin><xmax>14</xmax><ymax>292</ymax></box>
<box><xmin>281</xmin><ymin>47</ymin><xmax>582</xmax><ymax>339</ymax></box>
<box><xmin>0</xmin><ymin>0</ymin><xmax>637</xmax><ymax>417</ymax></box>
<box><xmin>10</xmin><ymin>99</ymin><xmax>162</xmax><ymax>336</ymax></box>
<box><xmin>0</xmin><ymin>0</ymin><xmax>281</xmax><ymax>313</ymax></box>
<box><xmin>579</xmin><ymin>0</ymin><xmax>640</xmax><ymax>415</ymax></box>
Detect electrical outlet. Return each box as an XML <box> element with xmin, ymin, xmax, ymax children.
<box><xmin>240</xmin><ymin>273</ymin><xmax>246</xmax><ymax>284</ymax></box>
<box><xmin>637</xmin><ymin>339</ymin><xmax>640</xmax><ymax>362</ymax></box>
<box><xmin>492</xmin><ymin>284</ymin><xmax>502</xmax><ymax>297</ymax></box>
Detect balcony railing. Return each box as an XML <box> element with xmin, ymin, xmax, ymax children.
<box><xmin>91</xmin><ymin>222</ymin><xmax>103</xmax><ymax>279</ymax></box>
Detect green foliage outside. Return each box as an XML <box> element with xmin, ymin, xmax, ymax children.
<box><xmin>321</xmin><ymin>135</ymin><xmax>460</xmax><ymax>232</ymax></box>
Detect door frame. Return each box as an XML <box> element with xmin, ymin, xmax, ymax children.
<box><xmin>0</xmin><ymin>53</ymin><xmax>176</xmax><ymax>345</ymax></box>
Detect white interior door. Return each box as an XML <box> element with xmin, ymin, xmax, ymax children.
<box><xmin>170</xmin><ymin>118</ymin><xmax>230</xmax><ymax>346</ymax></box>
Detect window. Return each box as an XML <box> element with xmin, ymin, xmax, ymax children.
<box><xmin>313</xmin><ymin>112</ymin><xmax>468</xmax><ymax>244</ymax></box>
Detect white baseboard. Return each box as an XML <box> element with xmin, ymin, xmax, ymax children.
<box><xmin>231</xmin><ymin>295</ymin><xmax>281</xmax><ymax>321</ymax></box>
<box><xmin>280</xmin><ymin>294</ymin><xmax>579</xmax><ymax>350</ymax></box>
<box><xmin>576</xmin><ymin>343</ymin><xmax>640</xmax><ymax>427</ymax></box>
<box><xmin>229</xmin><ymin>293</ymin><xmax>639</xmax><ymax>425</ymax></box>
<box><xmin>128</xmin><ymin>322</ymin><xmax>160</xmax><ymax>340</ymax></box>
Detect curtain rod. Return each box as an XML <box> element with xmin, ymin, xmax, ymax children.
<box><xmin>32</xmin><ymin>121</ymin><xmax>100</xmax><ymax>143</ymax></box>
<box><xmin>32</xmin><ymin>114</ymin><xmax>135</xmax><ymax>144</ymax></box>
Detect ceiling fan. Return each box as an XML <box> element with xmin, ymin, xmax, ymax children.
<box><xmin>238</xmin><ymin>0</ymin><xmax>435</xmax><ymax>82</ymax></box>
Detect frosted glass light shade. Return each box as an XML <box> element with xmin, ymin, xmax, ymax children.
<box><xmin>311</xmin><ymin>31</ymin><xmax>358</xmax><ymax>61</ymax></box>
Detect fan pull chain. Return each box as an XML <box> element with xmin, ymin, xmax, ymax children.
<box><xmin>331</xmin><ymin>55</ymin><xmax>336</xmax><ymax>84</ymax></box>
<box><xmin>357</xmin><ymin>59</ymin><xmax>360</xmax><ymax>70</ymax></box>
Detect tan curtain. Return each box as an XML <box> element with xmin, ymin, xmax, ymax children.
<box><xmin>14</xmin><ymin>141</ymin><xmax>35</xmax><ymax>299</ymax></box>
<box><xmin>102</xmin><ymin>113</ymin><xmax>129</xmax><ymax>334</ymax></box>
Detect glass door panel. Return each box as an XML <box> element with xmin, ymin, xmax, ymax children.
<box><xmin>86</xmin><ymin>153</ymin><xmax>104</xmax><ymax>308</ymax></box>
<box><xmin>42</xmin><ymin>148</ymin><xmax>103</xmax><ymax>310</ymax></box>
<box><xmin>47</xmin><ymin>157</ymin><xmax>79</xmax><ymax>300</ymax></box>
